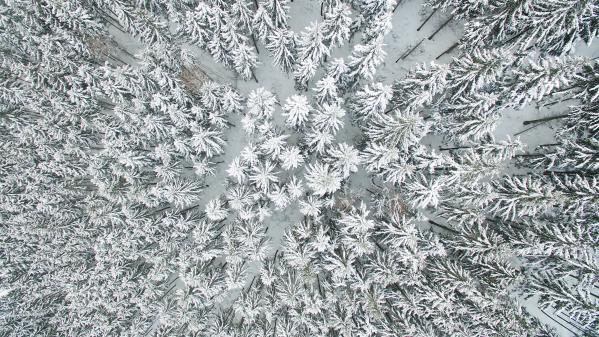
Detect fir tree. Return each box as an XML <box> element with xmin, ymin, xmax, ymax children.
<box><xmin>305</xmin><ymin>161</ymin><xmax>343</xmax><ymax>196</ymax></box>
<box><xmin>266</xmin><ymin>28</ymin><xmax>297</xmax><ymax>73</ymax></box>
<box><xmin>263</xmin><ymin>0</ymin><xmax>290</xmax><ymax>29</ymax></box>
<box><xmin>323</xmin><ymin>3</ymin><xmax>352</xmax><ymax>47</ymax></box>
<box><xmin>346</xmin><ymin>36</ymin><xmax>387</xmax><ymax>85</ymax></box>
<box><xmin>282</xmin><ymin>94</ymin><xmax>312</xmax><ymax>128</ymax></box>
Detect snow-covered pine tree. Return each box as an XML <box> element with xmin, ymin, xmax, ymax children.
<box><xmin>390</xmin><ymin>62</ymin><xmax>450</xmax><ymax>113</ymax></box>
<box><xmin>266</xmin><ymin>28</ymin><xmax>297</xmax><ymax>73</ymax></box>
<box><xmin>311</xmin><ymin>101</ymin><xmax>346</xmax><ymax>134</ymax></box>
<box><xmin>365</xmin><ymin>111</ymin><xmax>430</xmax><ymax>152</ymax></box>
<box><xmin>230</xmin><ymin>0</ymin><xmax>255</xmax><ymax>34</ymax></box>
<box><xmin>462</xmin><ymin>0</ymin><xmax>599</xmax><ymax>55</ymax></box>
<box><xmin>252</xmin><ymin>5</ymin><xmax>275</xmax><ymax>43</ymax></box>
<box><xmin>282</xmin><ymin>94</ymin><xmax>312</xmax><ymax>128</ymax></box>
<box><xmin>294</xmin><ymin>21</ymin><xmax>330</xmax><ymax>89</ymax></box>
<box><xmin>262</xmin><ymin>0</ymin><xmax>290</xmax><ymax>29</ymax></box>
<box><xmin>445</xmin><ymin>47</ymin><xmax>513</xmax><ymax>101</ymax></box>
<box><xmin>505</xmin><ymin>54</ymin><xmax>586</xmax><ymax>109</ymax></box>
<box><xmin>313</xmin><ymin>76</ymin><xmax>339</xmax><ymax>104</ymax></box>
<box><xmin>246</xmin><ymin>87</ymin><xmax>277</xmax><ymax>119</ymax></box>
<box><xmin>346</xmin><ymin>35</ymin><xmax>387</xmax><ymax>86</ymax></box>
<box><xmin>323</xmin><ymin>3</ymin><xmax>352</xmax><ymax>47</ymax></box>
<box><xmin>180</xmin><ymin>2</ymin><xmax>214</xmax><ymax>48</ymax></box>
<box><xmin>232</xmin><ymin>40</ymin><xmax>259</xmax><ymax>81</ymax></box>
<box><xmin>350</xmin><ymin>82</ymin><xmax>393</xmax><ymax>120</ymax></box>
<box><xmin>325</xmin><ymin>142</ymin><xmax>361</xmax><ymax>178</ymax></box>
<box><xmin>305</xmin><ymin>161</ymin><xmax>343</xmax><ymax>196</ymax></box>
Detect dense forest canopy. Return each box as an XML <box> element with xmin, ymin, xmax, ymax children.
<box><xmin>0</xmin><ymin>0</ymin><xmax>598</xmax><ymax>336</ymax></box>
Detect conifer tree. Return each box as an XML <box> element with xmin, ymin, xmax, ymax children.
<box><xmin>282</xmin><ymin>94</ymin><xmax>312</xmax><ymax>128</ymax></box>
<box><xmin>346</xmin><ymin>36</ymin><xmax>387</xmax><ymax>85</ymax></box>
<box><xmin>266</xmin><ymin>28</ymin><xmax>297</xmax><ymax>73</ymax></box>
<box><xmin>294</xmin><ymin>21</ymin><xmax>330</xmax><ymax>89</ymax></box>
<box><xmin>323</xmin><ymin>3</ymin><xmax>352</xmax><ymax>47</ymax></box>
<box><xmin>262</xmin><ymin>0</ymin><xmax>290</xmax><ymax>29</ymax></box>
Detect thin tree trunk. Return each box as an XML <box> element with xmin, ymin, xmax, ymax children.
<box><xmin>320</xmin><ymin>2</ymin><xmax>324</xmax><ymax>17</ymax></box>
<box><xmin>558</xmin><ymin>314</ymin><xmax>596</xmax><ymax>336</ymax></box>
<box><xmin>114</xmin><ymin>44</ymin><xmax>139</xmax><ymax>60</ymax></box>
<box><xmin>417</xmin><ymin>8</ymin><xmax>438</xmax><ymax>31</ymax></box>
<box><xmin>436</xmin><ymin>41</ymin><xmax>459</xmax><ymax>60</ymax></box>
<box><xmin>251</xmin><ymin>33</ymin><xmax>259</xmax><ymax>54</ymax></box>
<box><xmin>428</xmin><ymin>220</ymin><xmax>459</xmax><ymax>234</ymax></box>
<box><xmin>383</xmin><ymin>105</ymin><xmax>395</xmax><ymax>114</ymax></box>
<box><xmin>316</xmin><ymin>274</ymin><xmax>324</xmax><ymax>297</ymax></box>
<box><xmin>428</xmin><ymin>15</ymin><xmax>454</xmax><ymax>40</ymax></box>
<box><xmin>393</xmin><ymin>0</ymin><xmax>404</xmax><ymax>12</ymax></box>
<box><xmin>96</xmin><ymin>9</ymin><xmax>127</xmax><ymax>34</ymax></box>
<box><xmin>539</xmin><ymin>308</ymin><xmax>580</xmax><ymax>336</ymax></box>
<box><xmin>371</xmin><ymin>176</ymin><xmax>384</xmax><ymax>189</ymax></box>
<box><xmin>178</xmin><ymin>203</ymin><xmax>200</xmax><ymax>215</ymax></box>
<box><xmin>107</xmin><ymin>54</ymin><xmax>128</xmax><ymax>65</ymax></box>
<box><xmin>251</xmin><ymin>70</ymin><xmax>259</xmax><ymax>83</ymax></box>
<box><xmin>103</xmin><ymin>18</ymin><xmax>128</xmax><ymax>34</ymax></box>
<box><xmin>244</xmin><ymin>276</ymin><xmax>256</xmax><ymax>293</ymax></box>
<box><xmin>515</xmin><ymin>153</ymin><xmax>550</xmax><ymax>158</ymax></box>
<box><xmin>439</xmin><ymin>145</ymin><xmax>471</xmax><ymax>151</ymax></box>
<box><xmin>365</xmin><ymin>188</ymin><xmax>377</xmax><ymax>195</ymax></box>
<box><xmin>537</xmin><ymin>143</ymin><xmax>561</xmax><ymax>148</ymax></box>
<box><xmin>397</xmin><ymin>38</ymin><xmax>425</xmax><ymax>62</ymax></box>
<box><xmin>514</xmin><ymin>123</ymin><xmax>543</xmax><ymax>136</ymax></box>
<box><xmin>543</xmin><ymin>170</ymin><xmax>597</xmax><ymax>177</ymax></box>
<box><xmin>157</xmin><ymin>282</ymin><xmax>178</xmax><ymax>301</ymax></box>
<box><xmin>540</xmin><ymin>97</ymin><xmax>577</xmax><ymax>108</ymax></box>
<box><xmin>523</xmin><ymin>113</ymin><xmax>569</xmax><ymax>125</ymax></box>
<box><xmin>152</xmin><ymin>205</ymin><xmax>171</xmax><ymax>215</ymax></box>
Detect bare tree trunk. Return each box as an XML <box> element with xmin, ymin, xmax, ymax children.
<box><xmin>417</xmin><ymin>8</ymin><xmax>438</xmax><ymax>31</ymax></box>
<box><xmin>397</xmin><ymin>38</ymin><xmax>425</xmax><ymax>62</ymax></box>
<box><xmin>439</xmin><ymin>145</ymin><xmax>471</xmax><ymax>151</ymax></box>
<box><xmin>539</xmin><ymin>308</ymin><xmax>580</xmax><ymax>336</ymax></box>
<box><xmin>428</xmin><ymin>220</ymin><xmax>459</xmax><ymax>234</ymax></box>
<box><xmin>428</xmin><ymin>15</ymin><xmax>454</xmax><ymax>40</ymax></box>
<box><xmin>251</xmin><ymin>33</ymin><xmax>259</xmax><ymax>54</ymax></box>
<box><xmin>436</xmin><ymin>41</ymin><xmax>459</xmax><ymax>60</ymax></box>
<box><xmin>522</xmin><ymin>113</ymin><xmax>569</xmax><ymax>125</ymax></box>
<box><xmin>393</xmin><ymin>0</ymin><xmax>404</xmax><ymax>13</ymax></box>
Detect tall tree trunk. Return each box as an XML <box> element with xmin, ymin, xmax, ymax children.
<box><xmin>523</xmin><ymin>113</ymin><xmax>569</xmax><ymax>125</ymax></box>
<box><xmin>251</xmin><ymin>33</ymin><xmax>260</xmax><ymax>54</ymax></box>
<box><xmin>436</xmin><ymin>41</ymin><xmax>459</xmax><ymax>60</ymax></box>
<box><xmin>428</xmin><ymin>220</ymin><xmax>459</xmax><ymax>234</ymax></box>
<box><xmin>397</xmin><ymin>38</ymin><xmax>425</xmax><ymax>62</ymax></box>
<box><xmin>439</xmin><ymin>145</ymin><xmax>471</xmax><ymax>151</ymax></box>
<box><xmin>393</xmin><ymin>0</ymin><xmax>404</xmax><ymax>13</ymax></box>
<box><xmin>428</xmin><ymin>15</ymin><xmax>454</xmax><ymax>40</ymax></box>
<box><xmin>417</xmin><ymin>8</ymin><xmax>438</xmax><ymax>31</ymax></box>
